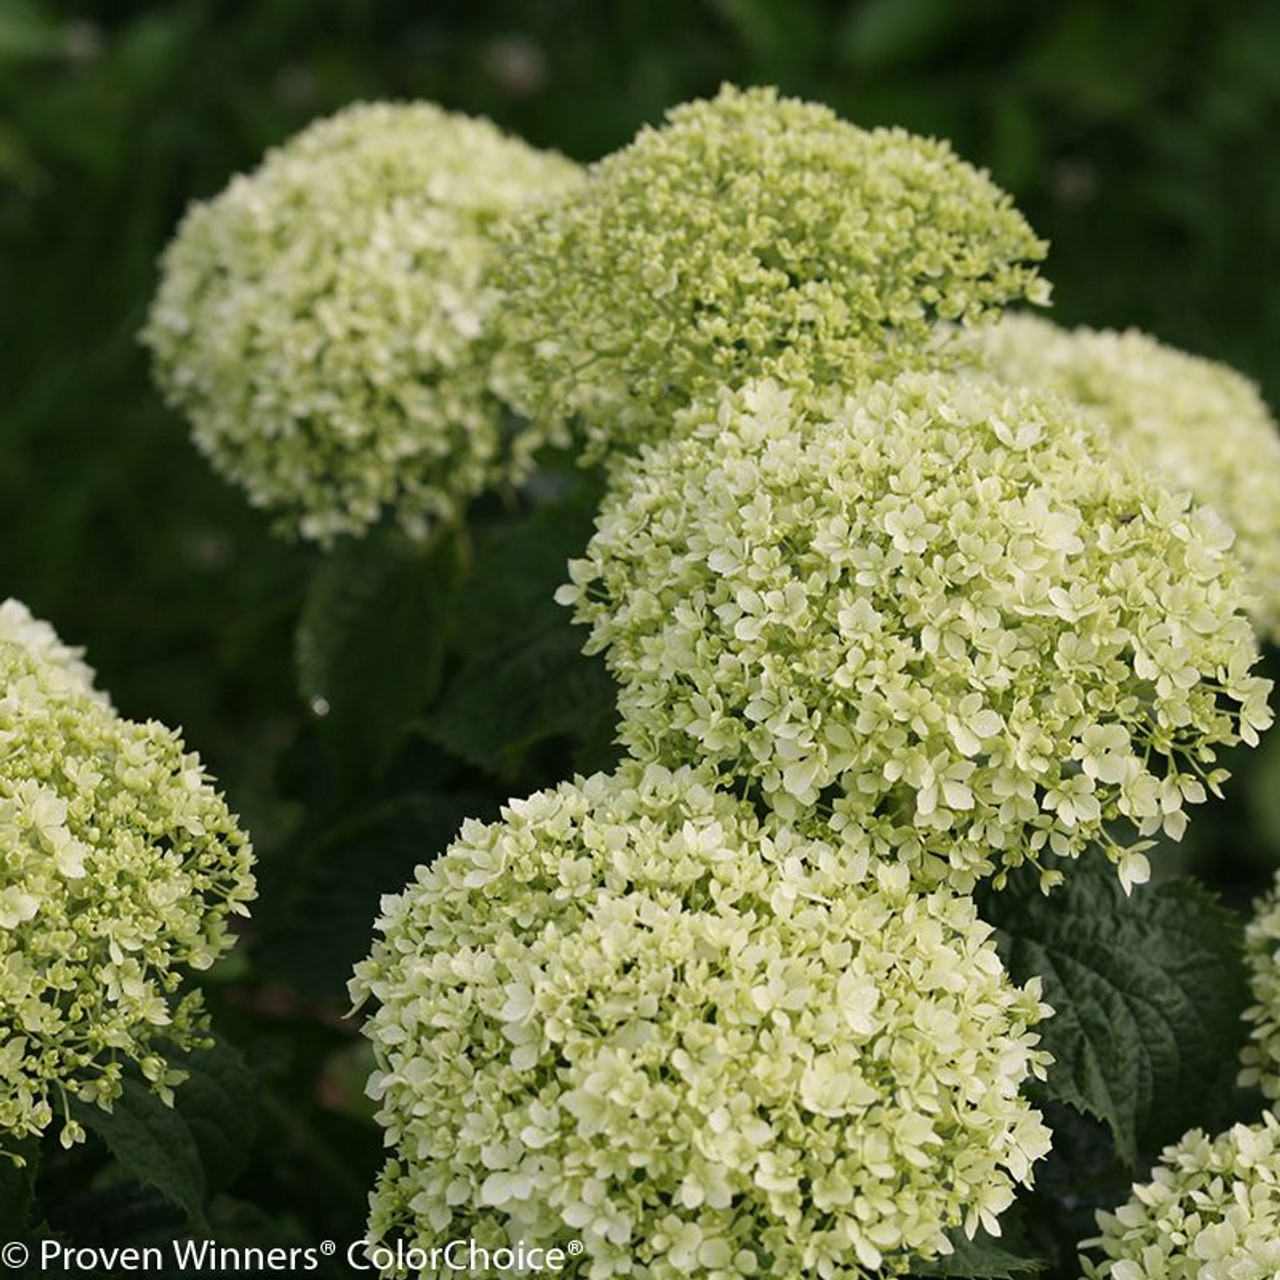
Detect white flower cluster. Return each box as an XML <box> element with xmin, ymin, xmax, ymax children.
<box><xmin>1079</xmin><ymin>1114</ymin><xmax>1280</xmax><ymax>1280</ymax></box>
<box><xmin>0</xmin><ymin>597</ymin><xmax>106</xmax><ymax>706</ymax></box>
<box><xmin>0</xmin><ymin>607</ymin><xmax>255</xmax><ymax>1151</ymax></box>
<box><xmin>559</xmin><ymin>374</ymin><xmax>1271</xmax><ymax>890</ymax></box>
<box><xmin>962</xmin><ymin>313</ymin><xmax>1280</xmax><ymax>641</ymax></box>
<box><xmin>1240</xmin><ymin>870</ymin><xmax>1280</xmax><ymax>1100</ymax></box>
<box><xmin>352</xmin><ymin>765</ymin><xmax>1052</xmax><ymax>1278</ymax></box>
<box><xmin>144</xmin><ymin>102</ymin><xmax>582</xmax><ymax>543</ymax></box>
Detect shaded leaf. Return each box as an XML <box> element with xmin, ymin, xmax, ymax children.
<box><xmin>0</xmin><ymin>1136</ymin><xmax>37</xmax><ymax>1236</ymax></box>
<box><xmin>295</xmin><ymin>528</ymin><xmax>461</xmax><ymax>781</ymax></box>
<box><xmin>258</xmin><ymin>792</ymin><xmax>487</xmax><ymax>1003</ymax></box>
<box><xmin>73</xmin><ymin>1035</ymin><xmax>260</xmax><ymax>1231</ymax></box>
<box><xmin>912</xmin><ymin>1224</ymin><xmax>1046</xmax><ymax>1277</ymax></box>
<box><xmin>981</xmin><ymin>854</ymin><xmax>1249</xmax><ymax>1166</ymax></box>
<box><xmin>75</xmin><ymin>1084</ymin><xmax>207</xmax><ymax>1232</ymax></box>
<box><xmin>428</xmin><ymin>485</ymin><xmax>617</xmax><ymax>777</ymax></box>
<box><xmin>170</xmin><ymin>1037</ymin><xmax>258</xmax><ymax>1193</ymax></box>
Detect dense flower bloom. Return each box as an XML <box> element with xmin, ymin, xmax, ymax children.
<box><xmin>0</xmin><ymin>598</ymin><xmax>105</xmax><ymax>706</ymax></box>
<box><xmin>1079</xmin><ymin>1114</ymin><xmax>1280</xmax><ymax>1280</ymax></box>
<box><xmin>144</xmin><ymin>101</ymin><xmax>582</xmax><ymax>543</ymax></box>
<box><xmin>558</xmin><ymin>374</ymin><xmax>1272</xmax><ymax>891</ymax></box>
<box><xmin>1240</xmin><ymin>870</ymin><xmax>1280</xmax><ymax>1099</ymax></box>
<box><xmin>351</xmin><ymin>765</ymin><xmax>1053</xmax><ymax>1278</ymax></box>
<box><xmin>497</xmin><ymin>84</ymin><xmax>1048</xmax><ymax>461</ymax></box>
<box><xmin>962</xmin><ymin>313</ymin><xmax>1280</xmax><ymax>641</ymax></box>
<box><xmin>0</xmin><ymin>623</ymin><xmax>255</xmax><ymax>1151</ymax></box>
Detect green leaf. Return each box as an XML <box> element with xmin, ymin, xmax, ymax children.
<box><xmin>295</xmin><ymin>527</ymin><xmax>461</xmax><ymax>781</ymax></box>
<box><xmin>76</xmin><ymin>1079</ymin><xmax>208</xmax><ymax>1233</ymax></box>
<box><xmin>980</xmin><ymin>853</ymin><xmax>1249</xmax><ymax>1166</ymax></box>
<box><xmin>168</xmin><ymin>1037</ymin><xmax>258</xmax><ymax>1193</ymax></box>
<box><xmin>427</xmin><ymin>486</ymin><xmax>617</xmax><ymax>777</ymax></box>
<box><xmin>74</xmin><ymin>1036</ymin><xmax>259</xmax><ymax>1231</ymax></box>
<box><xmin>912</xmin><ymin>1225</ymin><xmax>1046</xmax><ymax>1277</ymax></box>
<box><xmin>258</xmin><ymin>792</ymin><xmax>487</xmax><ymax>1004</ymax></box>
<box><xmin>0</xmin><ymin>1136</ymin><xmax>38</xmax><ymax>1236</ymax></box>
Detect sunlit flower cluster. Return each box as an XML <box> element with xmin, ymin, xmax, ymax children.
<box><xmin>0</xmin><ymin>618</ymin><xmax>255</xmax><ymax>1151</ymax></box>
<box><xmin>962</xmin><ymin>313</ymin><xmax>1280</xmax><ymax>641</ymax></box>
<box><xmin>144</xmin><ymin>101</ymin><xmax>582</xmax><ymax>543</ymax></box>
<box><xmin>1079</xmin><ymin>1114</ymin><xmax>1280</xmax><ymax>1280</ymax></box>
<box><xmin>1240</xmin><ymin>870</ymin><xmax>1280</xmax><ymax>1100</ymax></box>
<box><xmin>558</xmin><ymin>373</ymin><xmax>1271</xmax><ymax>890</ymax></box>
<box><xmin>497</xmin><ymin>84</ymin><xmax>1048</xmax><ymax>461</ymax></box>
<box><xmin>351</xmin><ymin>765</ymin><xmax>1052</xmax><ymax>1278</ymax></box>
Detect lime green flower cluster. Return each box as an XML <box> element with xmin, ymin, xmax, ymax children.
<box><xmin>144</xmin><ymin>102</ymin><xmax>582</xmax><ymax>543</ymax></box>
<box><xmin>1240</xmin><ymin>870</ymin><xmax>1280</xmax><ymax>1100</ymax></box>
<box><xmin>352</xmin><ymin>765</ymin><xmax>1052</xmax><ymax>1278</ymax></box>
<box><xmin>0</xmin><ymin>614</ymin><xmax>255</xmax><ymax>1151</ymax></box>
<box><xmin>962</xmin><ymin>313</ymin><xmax>1280</xmax><ymax>641</ymax></box>
<box><xmin>497</xmin><ymin>84</ymin><xmax>1048</xmax><ymax>461</ymax></box>
<box><xmin>1079</xmin><ymin>1114</ymin><xmax>1280</xmax><ymax>1280</ymax></box>
<box><xmin>0</xmin><ymin>597</ymin><xmax>106</xmax><ymax>706</ymax></box>
<box><xmin>559</xmin><ymin>374</ymin><xmax>1271</xmax><ymax>890</ymax></box>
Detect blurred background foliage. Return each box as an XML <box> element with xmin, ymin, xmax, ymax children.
<box><xmin>2</xmin><ymin>0</ymin><xmax>1280</xmax><ymax>1265</ymax></box>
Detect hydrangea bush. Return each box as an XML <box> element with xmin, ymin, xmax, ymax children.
<box><xmin>144</xmin><ymin>102</ymin><xmax>582</xmax><ymax>543</ymax></box>
<box><xmin>558</xmin><ymin>373</ymin><xmax>1271</xmax><ymax>889</ymax></box>
<box><xmin>962</xmin><ymin>313</ymin><xmax>1280</xmax><ymax>641</ymax></box>
<box><xmin>497</xmin><ymin>84</ymin><xmax>1048</xmax><ymax>462</ymax></box>
<box><xmin>351</xmin><ymin>765</ymin><xmax>1052</xmax><ymax>1278</ymax></box>
<box><xmin>0</xmin><ymin>609</ymin><xmax>255</xmax><ymax>1153</ymax></box>
<box><xmin>9</xmin><ymin>74</ymin><xmax>1278</xmax><ymax>1280</ymax></box>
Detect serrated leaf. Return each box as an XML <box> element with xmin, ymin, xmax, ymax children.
<box><xmin>912</xmin><ymin>1225</ymin><xmax>1046</xmax><ymax>1277</ymax></box>
<box><xmin>169</xmin><ymin>1038</ymin><xmax>258</xmax><ymax>1193</ymax></box>
<box><xmin>73</xmin><ymin>1036</ymin><xmax>259</xmax><ymax>1232</ymax></box>
<box><xmin>258</xmin><ymin>792</ymin><xmax>486</xmax><ymax>1003</ymax></box>
<box><xmin>980</xmin><ymin>853</ymin><xmax>1249</xmax><ymax>1166</ymax></box>
<box><xmin>295</xmin><ymin>528</ymin><xmax>460</xmax><ymax>780</ymax></box>
<box><xmin>429</xmin><ymin>615</ymin><xmax>617</xmax><ymax>775</ymax></box>
<box><xmin>427</xmin><ymin>486</ymin><xmax>617</xmax><ymax>777</ymax></box>
<box><xmin>76</xmin><ymin>1081</ymin><xmax>208</xmax><ymax>1232</ymax></box>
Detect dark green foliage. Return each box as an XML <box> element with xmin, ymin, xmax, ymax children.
<box><xmin>912</xmin><ymin>1227</ymin><xmax>1045</xmax><ymax>1277</ymax></box>
<box><xmin>425</xmin><ymin>476</ymin><xmax>618</xmax><ymax>779</ymax></box>
<box><xmin>72</xmin><ymin>1038</ymin><xmax>258</xmax><ymax>1234</ymax></box>
<box><xmin>0</xmin><ymin>1139</ymin><xmax>38</xmax><ymax>1237</ymax></box>
<box><xmin>980</xmin><ymin>854</ymin><xmax>1251</xmax><ymax>1168</ymax></box>
<box><xmin>295</xmin><ymin>527</ymin><xmax>463</xmax><ymax>782</ymax></box>
<box><xmin>256</xmin><ymin>790</ymin><xmax>488</xmax><ymax>1004</ymax></box>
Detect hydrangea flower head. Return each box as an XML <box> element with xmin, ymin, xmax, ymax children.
<box><xmin>351</xmin><ymin>765</ymin><xmax>1052</xmax><ymax>1277</ymax></box>
<box><xmin>1079</xmin><ymin>1113</ymin><xmax>1280</xmax><ymax>1280</ymax></box>
<box><xmin>558</xmin><ymin>373</ymin><xmax>1271</xmax><ymax>891</ymax></box>
<box><xmin>0</xmin><ymin>598</ymin><xmax>105</xmax><ymax>706</ymax></box>
<box><xmin>144</xmin><ymin>101</ymin><xmax>582</xmax><ymax>543</ymax></box>
<box><xmin>1240</xmin><ymin>870</ymin><xmax>1280</xmax><ymax>1099</ymax></box>
<box><xmin>963</xmin><ymin>313</ymin><xmax>1280</xmax><ymax>641</ymax></box>
<box><xmin>0</xmin><ymin>621</ymin><xmax>255</xmax><ymax>1151</ymax></box>
<box><xmin>498</xmin><ymin>84</ymin><xmax>1049</xmax><ymax>461</ymax></box>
